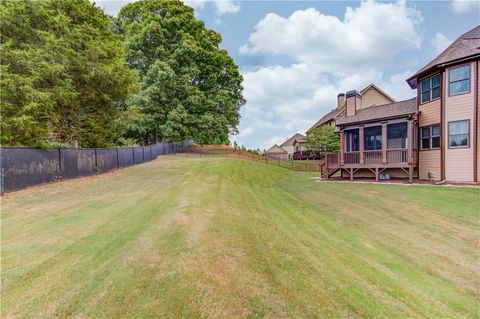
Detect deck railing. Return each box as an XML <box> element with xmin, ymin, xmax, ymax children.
<box><xmin>387</xmin><ymin>149</ymin><xmax>408</xmax><ymax>164</ymax></box>
<box><xmin>326</xmin><ymin>153</ymin><xmax>339</xmax><ymax>165</ymax></box>
<box><xmin>326</xmin><ymin>148</ymin><xmax>416</xmax><ymax>167</ymax></box>
<box><xmin>344</xmin><ymin>151</ymin><xmax>360</xmax><ymax>164</ymax></box>
<box><xmin>364</xmin><ymin>150</ymin><xmax>382</xmax><ymax>164</ymax></box>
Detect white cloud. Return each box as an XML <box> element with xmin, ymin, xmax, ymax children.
<box><xmin>450</xmin><ymin>0</ymin><xmax>480</xmax><ymax>14</ymax></box>
<box><xmin>431</xmin><ymin>32</ymin><xmax>453</xmax><ymax>55</ymax></box>
<box><xmin>234</xmin><ymin>63</ymin><xmax>415</xmax><ymax>149</ymax></box>
<box><xmin>183</xmin><ymin>0</ymin><xmax>206</xmax><ymax>10</ymax></box>
<box><xmin>240</xmin><ymin>1</ymin><xmax>422</xmax><ymax>76</ymax></box>
<box><xmin>214</xmin><ymin>0</ymin><xmax>240</xmax><ymax>15</ymax></box>
<box><xmin>183</xmin><ymin>0</ymin><xmax>240</xmax><ymax>15</ymax></box>
<box><xmin>93</xmin><ymin>0</ymin><xmax>240</xmax><ymax>16</ymax></box>
<box><xmin>235</xmin><ymin>1</ymin><xmax>422</xmax><ymax>149</ymax></box>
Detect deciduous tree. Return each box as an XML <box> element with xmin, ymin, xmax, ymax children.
<box><xmin>117</xmin><ymin>0</ymin><xmax>245</xmax><ymax>145</ymax></box>
<box><xmin>305</xmin><ymin>125</ymin><xmax>340</xmax><ymax>153</ymax></box>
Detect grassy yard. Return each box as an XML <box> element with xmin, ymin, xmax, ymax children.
<box><xmin>2</xmin><ymin>157</ymin><xmax>479</xmax><ymax>318</ymax></box>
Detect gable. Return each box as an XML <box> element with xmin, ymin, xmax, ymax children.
<box><xmin>281</xmin><ymin>133</ymin><xmax>306</xmax><ymax>146</ymax></box>
<box><xmin>360</xmin><ymin>84</ymin><xmax>396</xmax><ymax>109</ymax></box>
<box><xmin>266</xmin><ymin>144</ymin><xmax>287</xmax><ymax>153</ymax></box>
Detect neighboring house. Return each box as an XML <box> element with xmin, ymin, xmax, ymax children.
<box><xmin>292</xmin><ymin>135</ymin><xmax>306</xmax><ymax>153</ymax></box>
<box><xmin>265</xmin><ymin>144</ymin><xmax>288</xmax><ymax>160</ymax></box>
<box><xmin>306</xmin><ymin>84</ymin><xmax>395</xmax><ymax>135</ymax></box>
<box><xmin>406</xmin><ymin>25</ymin><xmax>480</xmax><ymax>183</ymax></box>
<box><xmin>280</xmin><ymin>133</ymin><xmax>306</xmax><ymax>160</ymax></box>
<box><xmin>324</xmin><ymin>25</ymin><xmax>480</xmax><ymax>183</ymax></box>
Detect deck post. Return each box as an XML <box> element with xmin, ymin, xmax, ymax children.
<box><xmin>409</xmin><ymin>165</ymin><xmax>413</xmax><ymax>183</ymax></box>
<box><xmin>407</xmin><ymin>119</ymin><xmax>413</xmax><ymax>165</ymax></box>
<box><xmin>359</xmin><ymin>126</ymin><xmax>365</xmax><ymax>164</ymax></box>
<box><xmin>350</xmin><ymin>168</ymin><xmax>354</xmax><ymax>181</ymax></box>
<box><xmin>339</xmin><ymin>130</ymin><xmax>345</xmax><ymax>165</ymax></box>
<box><xmin>375</xmin><ymin>167</ymin><xmax>379</xmax><ymax>182</ymax></box>
<box><xmin>382</xmin><ymin>122</ymin><xmax>387</xmax><ymax>164</ymax></box>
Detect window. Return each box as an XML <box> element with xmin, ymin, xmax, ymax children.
<box><xmin>364</xmin><ymin>126</ymin><xmax>382</xmax><ymax>150</ymax></box>
<box><xmin>421</xmin><ymin>127</ymin><xmax>430</xmax><ymax>149</ymax></box>
<box><xmin>449</xmin><ymin>65</ymin><xmax>470</xmax><ymax>95</ymax></box>
<box><xmin>431</xmin><ymin>125</ymin><xmax>440</xmax><ymax>148</ymax></box>
<box><xmin>420</xmin><ymin>74</ymin><xmax>441</xmax><ymax>103</ymax></box>
<box><xmin>387</xmin><ymin>122</ymin><xmax>407</xmax><ymax>149</ymax></box>
<box><xmin>448</xmin><ymin>120</ymin><xmax>469</xmax><ymax>147</ymax></box>
<box><xmin>420</xmin><ymin>125</ymin><xmax>440</xmax><ymax>150</ymax></box>
<box><xmin>344</xmin><ymin>129</ymin><xmax>359</xmax><ymax>152</ymax></box>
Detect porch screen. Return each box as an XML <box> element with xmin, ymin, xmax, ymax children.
<box><xmin>364</xmin><ymin>126</ymin><xmax>382</xmax><ymax>150</ymax></box>
<box><xmin>387</xmin><ymin>122</ymin><xmax>407</xmax><ymax>149</ymax></box>
<box><xmin>344</xmin><ymin>129</ymin><xmax>359</xmax><ymax>152</ymax></box>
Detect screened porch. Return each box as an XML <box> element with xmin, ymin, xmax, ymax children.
<box><xmin>325</xmin><ymin>119</ymin><xmax>418</xmax><ymax>173</ymax></box>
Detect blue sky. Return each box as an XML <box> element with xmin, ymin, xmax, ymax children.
<box><xmin>95</xmin><ymin>0</ymin><xmax>480</xmax><ymax>150</ymax></box>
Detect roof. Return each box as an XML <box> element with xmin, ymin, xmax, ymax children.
<box><xmin>360</xmin><ymin>84</ymin><xmax>396</xmax><ymax>103</ymax></box>
<box><xmin>280</xmin><ymin>133</ymin><xmax>305</xmax><ymax>147</ymax></box>
<box><xmin>266</xmin><ymin>144</ymin><xmax>287</xmax><ymax>153</ymax></box>
<box><xmin>305</xmin><ymin>83</ymin><xmax>395</xmax><ymax>133</ymax></box>
<box><xmin>407</xmin><ymin>25</ymin><xmax>480</xmax><ymax>88</ymax></box>
<box><xmin>335</xmin><ymin>98</ymin><xmax>416</xmax><ymax>126</ymax></box>
<box><xmin>293</xmin><ymin>136</ymin><xmax>306</xmax><ymax>144</ymax></box>
<box><xmin>306</xmin><ymin>107</ymin><xmax>345</xmax><ymax>133</ymax></box>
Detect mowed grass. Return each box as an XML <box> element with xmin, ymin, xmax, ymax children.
<box><xmin>2</xmin><ymin>157</ymin><xmax>479</xmax><ymax>318</ymax></box>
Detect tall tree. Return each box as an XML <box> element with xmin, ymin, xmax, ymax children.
<box><xmin>116</xmin><ymin>0</ymin><xmax>245</xmax><ymax>145</ymax></box>
<box><xmin>1</xmin><ymin>0</ymin><xmax>139</xmax><ymax>148</ymax></box>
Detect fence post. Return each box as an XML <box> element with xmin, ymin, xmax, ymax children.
<box><xmin>0</xmin><ymin>147</ymin><xmax>3</xmax><ymax>195</ymax></box>
<box><xmin>94</xmin><ymin>149</ymin><xmax>98</xmax><ymax>174</ymax></box>
<box><xmin>58</xmin><ymin>148</ymin><xmax>63</xmax><ymax>181</ymax></box>
<box><xmin>116</xmin><ymin>148</ymin><xmax>119</xmax><ymax>169</ymax></box>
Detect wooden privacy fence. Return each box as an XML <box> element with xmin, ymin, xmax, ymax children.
<box><xmin>0</xmin><ymin>140</ymin><xmax>193</xmax><ymax>194</ymax></box>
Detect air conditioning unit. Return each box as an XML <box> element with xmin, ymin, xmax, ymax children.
<box><xmin>379</xmin><ymin>173</ymin><xmax>390</xmax><ymax>180</ymax></box>
<box><xmin>428</xmin><ymin>171</ymin><xmax>435</xmax><ymax>180</ymax></box>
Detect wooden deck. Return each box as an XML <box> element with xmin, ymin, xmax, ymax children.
<box><xmin>323</xmin><ymin>148</ymin><xmax>417</xmax><ymax>182</ymax></box>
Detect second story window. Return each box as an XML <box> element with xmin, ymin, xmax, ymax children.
<box><xmin>449</xmin><ymin>65</ymin><xmax>470</xmax><ymax>95</ymax></box>
<box><xmin>420</xmin><ymin>74</ymin><xmax>440</xmax><ymax>103</ymax></box>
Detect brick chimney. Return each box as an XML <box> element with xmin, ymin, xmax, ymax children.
<box><xmin>337</xmin><ymin>93</ymin><xmax>345</xmax><ymax>108</ymax></box>
<box><xmin>345</xmin><ymin>90</ymin><xmax>362</xmax><ymax>117</ymax></box>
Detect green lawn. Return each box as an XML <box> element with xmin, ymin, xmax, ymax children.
<box><xmin>2</xmin><ymin>157</ymin><xmax>479</xmax><ymax>318</ymax></box>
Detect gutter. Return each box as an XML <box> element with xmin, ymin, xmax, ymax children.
<box><xmin>407</xmin><ymin>53</ymin><xmax>480</xmax><ymax>89</ymax></box>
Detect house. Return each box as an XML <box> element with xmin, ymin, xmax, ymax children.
<box><xmin>306</xmin><ymin>84</ymin><xmax>396</xmax><ymax>135</ymax></box>
<box><xmin>265</xmin><ymin>144</ymin><xmax>288</xmax><ymax>160</ymax></box>
<box><xmin>324</xmin><ymin>25</ymin><xmax>480</xmax><ymax>183</ymax></box>
<box><xmin>292</xmin><ymin>135</ymin><xmax>306</xmax><ymax>153</ymax></box>
<box><xmin>406</xmin><ymin>25</ymin><xmax>480</xmax><ymax>183</ymax></box>
<box><xmin>323</xmin><ymin>92</ymin><xmax>418</xmax><ymax>181</ymax></box>
<box><xmin>269</xmin><ymin>133</ymin><xmax>305</xmax><ymax>160</ymax></box>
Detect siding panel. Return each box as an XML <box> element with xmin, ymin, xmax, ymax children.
<box><xmin>477</xmin><ymin>60</ymin><xmax>480</xmax><ymax>181</ymax></box>
<box><xmin>419</xmin><ymin>150</ymin><xmax>441</xmax><ymax>180</ymax></box>
<box><xmin>444</xmin><ymin>62</ymin><xmax>475</xmax><ymax>182</ymax></box>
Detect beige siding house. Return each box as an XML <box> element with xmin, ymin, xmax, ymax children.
<box><xmin>306</xmin><ymin>84</ymin><xmax>395</xmax><ymax>135</ymax></box>
<box><xmin>265</xmin><ymin>144</ymin><xmax>288</xmax><ymax>160</ymax></box>
<box><xmin>322</xmin><ymin>25</ymin><xmax>479</xmax><ymax>184</ymax></box>
<box><xmin>278</xmin><ymin>133</ymin><xmax>306</xmax><ymax>160</ymax></box>
<box><xmin>407</xmin><ymin>25</ymin><xmax>480</xmax><ymax>183</ymax></box>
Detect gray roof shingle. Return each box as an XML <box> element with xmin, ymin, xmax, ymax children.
<box><xmin>407</xmin><ymin>25</ymin><xmax>480</xmax><ymax>88</ymax></box>
<box><xmin>335</xmin><ymin>98</ymin><xmax>416</xmax><ymax>126</ymax></box>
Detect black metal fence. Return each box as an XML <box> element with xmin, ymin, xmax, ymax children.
<box><xmin>0</xmin><ymin>140</ymin><xmax>193</xmax><ymax>194</ymax></box>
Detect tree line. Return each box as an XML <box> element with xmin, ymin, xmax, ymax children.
<box><xmin>1</xmin><ymin>0</ymin><xmax>245</xmax><ymax>148</ymax></box>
